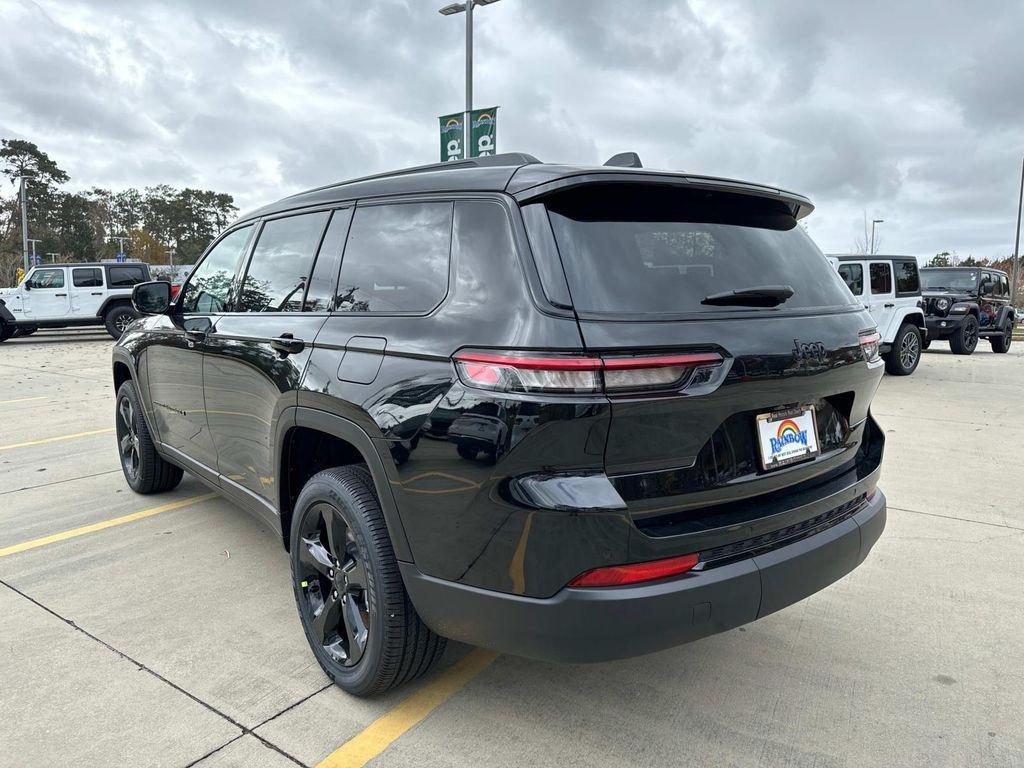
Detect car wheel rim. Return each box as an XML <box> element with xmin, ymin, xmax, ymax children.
<box><xmin>900</xmin><ymin>332</ymin><xmax>919</xmax><ymax>369</ymax></box>
<box><xmin>116</xmin><ymin>313</ymin><xmax>132</xmax><ymax>333</ymax></box>
<box><xmin>116</xmin><ymin>396</ymin><xmax>140</xmax><ymax>479</ymax></box>
<box><xmin>297</xmin><ymin>503</ymin><xmax>371</xmax><ymax>668</ymax></box>
<box><xmin>965</xmin><ymin>323</ymin><xmax>978</xmax><ymax>349</ymax></box>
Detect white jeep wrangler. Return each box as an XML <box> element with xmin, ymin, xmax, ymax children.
<box><xmin>833</xmin><ymin>255</ymin><xmax>927</xmax><ymax>376</ymax></box>
<box><xmin>0</xmin><ymin>262</ymin><xmax>150</xmax><ymax>341</ymax></box>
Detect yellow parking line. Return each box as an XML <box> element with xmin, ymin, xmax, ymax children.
<box><xmin>0</xmin><ymin>493</ymin><xmax>217</xmax><ymax>558</ymax></box>
<box><xmin>0</xmin><ymin>427</ymin><xmax>115</xmax><ymax>451</ymax></box>
<box><xmin>0</xmin><ymin>396</ymin><xmax>48</xmax><ymax>405</ymax></box>
<box><xmin>316</xmin><ymin>649</ymin><xmax>499</xmax><ymax>768</ymax></box>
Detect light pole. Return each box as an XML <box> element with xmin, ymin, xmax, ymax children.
<box><xmin>870</xmin><ymin>219</ymin><xmax>884</xmax><ymax>255</ymax></box>
<box><xmin>1012</xmin><ymin>156</ymin><xmax>1023</xmax><ymax>304</ymax></box>
<box><xmin>439</xmin><ymin>0</ymin><xmax>501</xmax><ymax>160</ymax></box>
<box><xmin>15</xmin><ymin>174</ymin><xmax>34</xmax><ymax>273</ymax></box>
<box><xmin>108</xmin><ymin>234</ymin><xmax>130</xmax><ymax>260</ymax></box>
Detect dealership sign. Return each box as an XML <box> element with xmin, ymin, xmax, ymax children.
<box><xmin>439</xmin><ymin>107</ymin><xmax>498</xmax><ymax>162</ymax></box>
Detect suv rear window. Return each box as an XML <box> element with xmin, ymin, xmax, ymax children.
<box><xmin>108</xmin><ymin>266</ymin><xmax>146</xmax><ymax>287</ymax></box>
<box><xmin>543</xmin><ymin>185</ymin><xmax>854</xmax><ymax>316</ymax></box>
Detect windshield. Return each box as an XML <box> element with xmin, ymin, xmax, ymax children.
<box><xmin>544</xmin><ymin>184</ymin><xmax>856</xmax><ymax>316</ymax></box>
<box><xmin>920</xmin><ymin>269</ymin><xmax>978</xmax><ymax>292</ymax></box>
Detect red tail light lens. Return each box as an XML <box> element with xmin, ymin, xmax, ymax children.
<box><xmin>454</xmin><ymin>351</ymin><xmax>724</xmax><ymax>395</ymax></box>
<box><xmin>859</xmin><ymin>331</ymin><xmax>882</xmax><ymax>364</ymax></box>
<box><xmin>568</xmin><ymin>553</ymin><xmax>700</xmax><ymax>588</ymax></box>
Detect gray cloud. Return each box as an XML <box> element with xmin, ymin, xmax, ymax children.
<box><xmin>0</xmin><ymin>0</ymin><xmax>1022</xmax><ymax>259</ymax></box>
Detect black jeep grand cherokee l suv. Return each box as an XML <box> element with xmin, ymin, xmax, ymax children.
<box><xmin>112</xmin><ymin>153</ymin><xmax>887</xmax><ymax>695</ymax></box>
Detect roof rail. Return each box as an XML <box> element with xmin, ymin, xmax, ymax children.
<box><xmin>343</xmin><ymin>152</ymin><xmax>541</xmax><ymax>185</ymax></box>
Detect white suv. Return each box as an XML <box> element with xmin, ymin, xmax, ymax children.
<box><xmin>833</xmin><ymin>255</ymin><xmax>927</xmax><ymax>376</ymax></box>
<box><xmin>0</xmin><ymin>262</ymin><xmax>150</xmax><ymax>341</ymax></box>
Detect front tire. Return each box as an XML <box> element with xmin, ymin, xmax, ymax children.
<box><xmin>991</xmin><ymin>324</ymin><xmax>1013</xmax><ymax>354</ymax></box>
<box><xmin>0</xmin><ymin>322</ymin><xmax>12</xmax><ymax>342</ymax></box>
<box><xmin>950</xmin><ymin>315</ymin><xmax>979</xmax><ymax>355</ymax></box>
<box><xmin>885</xmin><ymin>324</ymin><xmax>922</xmax><ymax>375</ymax></box>
<box><xmin>290</xmin><ymin>466</ymin><xmax>446</xmax><ymax>696</ymax></box>
<box><xmin>105</xmin><ymin>305</ymin><xmax>137</xmax><ymax>339</ymax></box>
<box><xmin>115</xmin><ymin>380</ymin><xmax>184</xmax><ymax>493</ymax></box>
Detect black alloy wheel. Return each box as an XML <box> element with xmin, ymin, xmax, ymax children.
<box><xmin>991</xmin><ymin>325</ymin><xmax>1013</xmax><ymax>354</ymax></box>
<box><xmin>116</xmin><ymin>394</ymin><xmax>141</xmax><ymax>482</ymax></box>
<box><xmin>950</xmin><ymin>315</ymin><xmax>979</xmax><ymax>355</ymax></box>
<box><xmin>296</xmin><ymin>502</ymin><xmax>371</xmax><ymax>668</ymax></box>
<box><xmin>289</xmin><ymin>466</ymin><xmax>446</xmax><ymax>696</ymax></box>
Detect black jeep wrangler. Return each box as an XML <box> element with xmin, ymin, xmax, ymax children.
<box><xmin>920</xmin><ymin>266</ymin><xmax>1015</xmax><ymax>354</ymax></box>
<box><xmin>112</xmin><ymin>153</ymin><xmax>887</xmax><ymax>695</ymax></box>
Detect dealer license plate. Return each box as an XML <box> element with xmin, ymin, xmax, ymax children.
<box><xmin>756</xmin><ymin>405</ymin><xmax>820</xmax><ymax>470</ymax></box>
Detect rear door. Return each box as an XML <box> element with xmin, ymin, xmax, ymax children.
<box><xmin>202</xmin><ymin>209</ymin><xmax>335</xmax><ymax>510</ymax></box>
<box><xmin>70</xmin><ymin>267</ymin><xmax>105</xmax><ymax>317</ymax></box>
<box><xmin>23</xmin><ymin>267</ymin><xmax>70</xmax><ymax>319</ymax></box>
<box><xmin>867</xmin><ymin>260</ymin><xmax>897</xmax><ymax>341</ymax></box>
<box><xmin>537</xmin><ymin>182</ymin><xmax>876</xmax><ymax>523</ymax></box>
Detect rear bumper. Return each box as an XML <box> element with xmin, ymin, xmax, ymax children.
<box><xmin>402</xmin><ymin>489</ymin><xmax>886</xmax><ymax>663</ymax></box>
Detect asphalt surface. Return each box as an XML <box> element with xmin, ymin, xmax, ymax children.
<box><xmin>1</xmin><ymin>327</ymin><xmax>1022</xmax><ymax>767</ymax></box>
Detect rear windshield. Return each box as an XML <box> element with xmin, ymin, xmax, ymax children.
<box><xmin>920</xmin><ymin>269</ymin><xmax>978</xmax><ymax>292</ymax></box>
<box><xmin>544</xmin><ymin>184</ymin><xmax>855</xmax><ymax>316</ymax></box>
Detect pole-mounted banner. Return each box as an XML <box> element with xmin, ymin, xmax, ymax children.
<box><xmin>439</xmin><ymin>113</ymin><xmax>465</xmax><ymax>162</ymax></box>
<box><xmin>469</xmin><ymin>107</ymin><xmax>497</xmax><ymax>158</ymax></box>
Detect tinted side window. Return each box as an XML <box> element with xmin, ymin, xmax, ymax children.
<box><xmin>336</xmin><ymin>202</ymin><xmax>453</xmax><ymax>313</ymax></box>
<box><xmin>28</xmin><ymin>268</ymin><xmax>64</xmax><ymax>288</ymax></box>
<box><xmin>870</xmin><ymin>263</ymin><xmax>892</xmax><ymax>295</ymax></box>
<box><xmin>303</xmin><ymin>209</ymin><xmax>353</xmax><ymax>312</ymax></box>
<box><xmin>1000</xmin><ymin>274</ymin><xmax>1010</xmax><ymax>297</ymax></box>
<box><xmin>894</xmin><ymin>260</ymin><xmax>919</xmax><ymax>295</ymax></box>
<box><xmin>838</xmin><ymin>263</ymin><xmax>863</xmax><ymax>295</ymax></box>
<box><xmin>108</xmin><ymin>266</ymin><xmax>146</xmax><ymax>287</ymax></box>
<box><xmin>73</xmin><ymin>268</ymin><xmax>103</xmax><ymax>287</ymax></box>
<box><xmin>181</xmin><ymin>226</ymin><xmax>253</xmax><ymax>313</ymax></box>
<box><xmin>239</xmin><ymin>212</ymin><xmax>329</xmax><ymax>312</ymax></box>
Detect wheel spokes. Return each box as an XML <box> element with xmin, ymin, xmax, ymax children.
<box><xmin>322</xmin><ymin>507</ymin><xmax>347</xmax><ymax>560</ymax></box>
<box><xmin>341</xmin><ymin>593</ymin><xmax>368</xmax><ymax>666</ymax></box>
<box><xmin>311</xmin><ymin>589</ymin><xmax>341</xmax><ymax>646</ymax></box>
<box><xmin>342</xmin><ymin>555</ymin><xmax>369</xmax><ymax>591</ymax></box>
<box><xmin>299</xmin><ymin>535</ymin><xmax>334</xmax><ymax>576</ymax></box>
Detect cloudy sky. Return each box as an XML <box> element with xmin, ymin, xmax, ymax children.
<box><xmin>1</xmin><ymin>0</ymin><xmax>1022</xmax><ymax>259</ymax></box>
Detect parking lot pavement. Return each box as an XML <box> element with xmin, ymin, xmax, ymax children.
<box><xmin>1</xmin><ymin>338</ymin><xmax>1022</xmax><ymax>768</ymax></box>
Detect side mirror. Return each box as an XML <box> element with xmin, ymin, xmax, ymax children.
<box><xmin>23</xmin><ymin>280</ymin><xmax>31</xmax><ymax>290</ymax></box>
<box><xmin>133</xmin><ymin>281</ymin><xmax>172</xmax><ymax>314</ymax></box>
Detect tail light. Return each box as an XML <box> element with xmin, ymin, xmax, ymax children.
<box><xmin>454</xmin><ymin>351</ymin><xmax>724</xmax><ymax>395</ymax></box>
<box><xmin>859</xmin><ymin>331</ymin><xmax>882</xmax><ymax>364</ymax></box>
<box><xmin>568</xmin><ymin>553</ymin><xmax>700</xmax><ymax>588</ymax></box>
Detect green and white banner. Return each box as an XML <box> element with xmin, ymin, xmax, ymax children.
<box><xmin>438</xmin><ymin>107</ymin><xmax>498</xmax><ymax>161</ymax></box>
<box><xmin>469</xmin><ymin>107</ymin><xmax>497</xmax><ymax>157</ymax></box>
<box><xmin>439</xmin><ymin>112</ymin><xmax>465</xmax><ymax>162</ymax></box>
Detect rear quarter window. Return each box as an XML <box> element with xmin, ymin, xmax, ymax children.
<box><xmin>107</xmin><ymin>266</ymin><xmax>146</xmax><ymax>287</ymax></box>
<box><xmin>543</xmin><ymin>184</ymin><xmax>855</xmax><ymax>316</ymax></box>
<box><xmin>894</xmin><ymin>260</ymin><xmax>920</xmax><ymax>296</ymax></box>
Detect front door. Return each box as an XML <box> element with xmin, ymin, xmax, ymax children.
<box><xmin>202</xmin><ymin>209</ymin><xmax>336</xmax><ymax>509</ymax></box>
<box><xmin>70</xmin><ymin>267</ymin><xmax>105</xmax><ymax>317</ymax></box>
<box><xmin>23</xmin><ymin>268</ymin><xmax>70</xmax><ymax>319</ymax></box>
<box><xmin>867</xmin><ymin>261</ymin><xmax>897</xmax><ymax>339</ymax></box>
<box><xmin>144</xmin><ymin>225</ymin><xmax>254</xmax><ymax>474</ymax></box>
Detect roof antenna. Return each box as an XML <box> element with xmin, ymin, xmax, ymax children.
<box><xmin>604</xmin><ymin>152</ymin><xmax>643</xmax><ymax>168</ymax></box>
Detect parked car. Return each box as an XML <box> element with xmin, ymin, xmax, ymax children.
<box><xmin>112</xmin><ymin>152</ymin><xmax>887</xmax><ymax>696</ymax></box>
<box><xmin>833</xmin><ymin>255</ymin><xmax>927</xmax><ymax>375</ymax></box>
<box><xmin>0</xmin><ymin>262</ymin><xmax>150</xmax><ymax>341</ymax></box>
<box><xmin>920</xmin><ymin>266</ymin><xmax>1015</xmax><ymax>354</ymax></box>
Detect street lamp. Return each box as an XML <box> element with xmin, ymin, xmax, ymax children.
<box><xmin>1012</xmin><ymin>156</ymin><xmax>1023</xmax><ymax>304</ymax></box>
<box><xmin>438</xmin><ymin>0</ymin><xmax>501</xmax><ymax>159</ymax></box>
<box><xmin>870</xmin><ymin>219</ymin><xmax>884</xmax><ymax>255</ymax></box>
<box><xmin>14</xmin><ymin>173</ymin><xmax>34</xmax><ymax>273</ymax></box>
<box><xmin>27</xmin><ymin>238</ymin><xmax>42</xmax><ymax>266</ymax></box>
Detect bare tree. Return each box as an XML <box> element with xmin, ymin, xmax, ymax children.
<box><xmin>852</xmin><ymin>211</ymin><xmax>882</xmax><ymax>255</ymax></box>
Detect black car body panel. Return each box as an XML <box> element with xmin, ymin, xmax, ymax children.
<box><xmin>921</xmin><ymin>266</ymin><xmax>1016</xmax><ymax>340</ymax></box>
<box><xmin>113</xmin><ymin>153</ymin><xmax>887</xmax><ymax>662</ymax></box>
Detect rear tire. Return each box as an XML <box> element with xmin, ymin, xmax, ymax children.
<box><xmin>0</xmin><ymin>322</ymin><xmax>12</xmax><ymax>342</ymax></box>
<box><xmin>950</xmin><ymin>315</ymin><xmax>979</xmax><ymax>355</ymax></box>
<box><xmin>884</xmin><ymin>324</ymin><xmax>922</xmax><ymax>376</ymax></box>
<box><xmin>991</xmin><ymin>325</ymin><xmax>1012</xmax><ymax>354</ymax></box>
<box><xmin>105</xmin><ymin>304</ymin><xmax>137</xmax><ymax>339</ymax></box>
<box><xmin>290</xmin><ymin>466</ymin><xmax>446</xmax><ymax>696</ymax></box>
<box><xmin>115</xmin><ymin>380</ymin><xmax>183</xmax><ymax>494</ymax></box>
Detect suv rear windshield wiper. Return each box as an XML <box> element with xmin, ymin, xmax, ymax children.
<box><xmin>701</xmin><ymin>285</ymin><xmax>795</xmax><ymax>307</ymax></box>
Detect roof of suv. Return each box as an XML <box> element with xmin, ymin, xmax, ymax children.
<box><xmin>31</xmin><ymin>262</ymin><xmax>148</xmax><ymax>268</ymax></box>
<box><xmin>833</xmin><ymin>254</ymin><xmax>918</xmax><ymax>261</ymax></box>
<box><xmin>236</xmin><ymin>152</ymin><xmax>815</xmax><ymax>225</ymax></box>
<box><xmin>922</xmin><ymin>265</ymin><xmax>1008</xmax><ymax>275</ymax></box>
